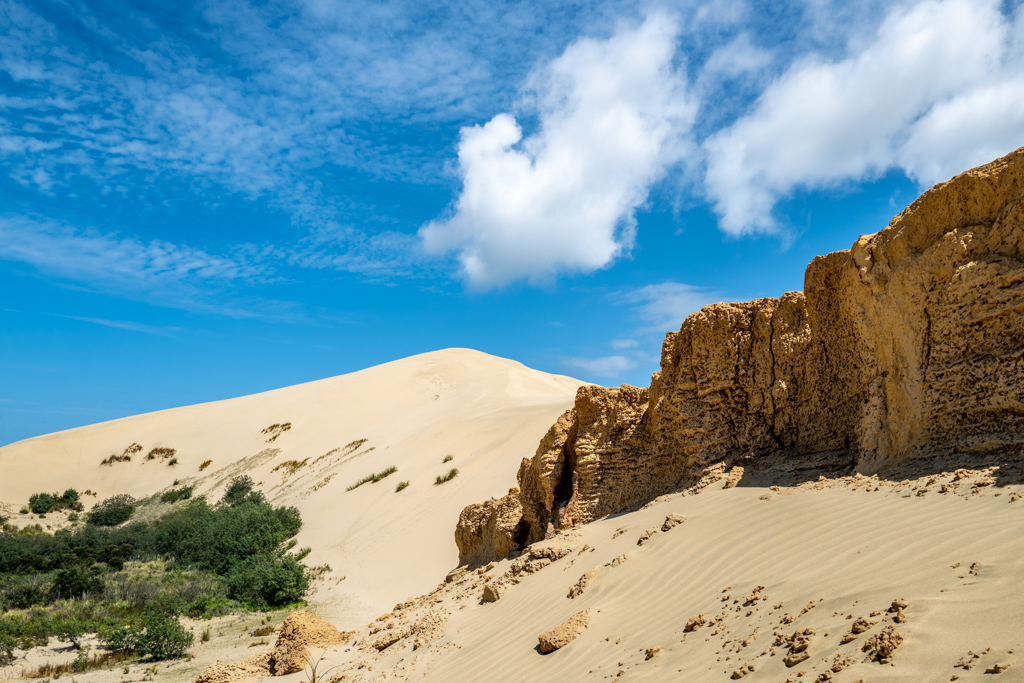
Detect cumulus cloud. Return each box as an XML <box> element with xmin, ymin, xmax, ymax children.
<box><xmin>704</xmin><ymin>0</ymin><xmax>1024</xmax><ymax>234</ymax></box>
<box><xmin>420</xmin><ymin>14</ymin><xmax>697</xmax><ymax>288</ymax></box>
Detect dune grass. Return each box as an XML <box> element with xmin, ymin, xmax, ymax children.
<box><xmin>395</xmin><ymin>481</ymin><xmax>410</xmax><ymax>492</ymax></box>
<box><xmin>346</xmin><ymin>466</ymin><xmax>398</xmax><ymax>491</ymax></box>
<box><xmin>434</xmin><ymin>468</ymin><xmax>459</xmax><ymax>485</ymax></box>
<box><xmin>442</xmin><ymin>454</ymin><xmax>453</xmax><ymax>463</ymax></box>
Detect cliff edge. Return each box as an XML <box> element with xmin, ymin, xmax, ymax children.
<box><xmin>457</xmin><ymin>146</ymin><xmax>1024</xmax><ymax>562</ymax></box>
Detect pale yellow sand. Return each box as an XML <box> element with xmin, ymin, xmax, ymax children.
<box><xmin>4</xmin><ymin>350</ymin><xmax>1023</xmax><ymax>683</ymax></box>
<box><xmin>0</xmin><ymin>348</ymin><xmax>584</xmax><ymax>627</ymax></box>
<box><xmin>278</xmin><ymin>472</ymin><xmax>1024</xmax><ymax>683</ymax></box>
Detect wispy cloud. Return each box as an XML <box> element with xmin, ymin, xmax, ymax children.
<box><xmin>615</xmin><ymin>281</ymin><xmax>719</xmax><ymax>336</ymax></box>
<box><xmin>421</xmin><ymin>13</ymin><xmax>698</xmax><ymax>288</ymax></box>
<box><xmin>562</xmin><ymin>354</ymin><xmax>636</xmax><ymax>378</ymax></box>
<box><xmin>0</xmin><ymin>215</ymin><xmax>290</xmax><ymax>316</ymax></box>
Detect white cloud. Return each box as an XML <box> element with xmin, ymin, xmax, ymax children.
<box><xmin>616</xmin><ymin>281</ymin><xmax>718</xmax><ymax>335</ymax></box>
<box><xmin>562</xmin><ymin>354</ymin><xmax>636</xmax><ymax>378</ymax></box>
<box><xmin>703</xmin><ymin>0</ymin><xmax>1024</xmax><ymax>235</ymax></box>
<box><xmin>420</xmin><ymin>14</ymin><xmax>697</xmax><ymax>288</ymax></box>
<box><xmin>610</xmin><ymin>338</ymin><xmax>639</xmax><ymax>350</ymax></box>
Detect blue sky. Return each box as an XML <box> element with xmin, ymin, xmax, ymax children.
<box><xmin>2</xmin><ymin>0</ymin><xmax>1023</xmax><ymax>446</ymax></box>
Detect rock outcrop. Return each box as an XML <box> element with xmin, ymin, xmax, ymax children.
<box><xmin>454</xmin><ymin>487</ymin><xmax>526</xmax><ymax>565</ymax></box>
<box><xmin>193</xmin><ymin>610</ymin><xmax>354</xmax><ymax>683</ymax></box>
<box><xmin>456</xmin><ymin>146</ymin><xmax>1024</xmax><ymax>558</ymax></box>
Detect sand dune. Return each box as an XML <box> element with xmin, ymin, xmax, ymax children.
<box><xmin>271</xmin><ymin>469</ymin><xmax>1024</xmax><ymax>682</ymax></box>
<box><xmin>0</xmin><ymin>348</ymin><xmax>584</xmax><ymax>627</ymax></box>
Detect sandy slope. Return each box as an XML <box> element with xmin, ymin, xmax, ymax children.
<box><xmin>272</xmin><ymin>468</ymin><xmax>1024</xmax><ymax>683</ymax></box>
<box><xmin>0</xmin><ymin>348</ymin><xmax>584</xmax><ymax>627</ymax></box>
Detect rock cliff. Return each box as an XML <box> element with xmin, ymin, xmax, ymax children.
<box><xmin>458</xmin><ymin>146</ymin><xmax>1024</xmax><ymax>560</ymax></box>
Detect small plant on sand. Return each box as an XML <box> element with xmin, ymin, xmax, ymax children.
<box><xmin>261</xmin><ymin>423</ymin><xmax>292</xmax><ymax>443</ymax></box>
<box><xmin>146</xmin><ymin>447</ymin><xmax>176</xmax><ymax>461</ymax></box>
<box><xmin>303</xmin><ymin>651</ymin><xmax>341</xmax><ymax>683</ymax></box>
<box><xmin>434</xmin><ymin>468</ymin><xmax>459</xmax><ymax>485</ymax></box>
<box><xmin>442</xmin><ymin>454</ymin><xmax>453</xmax><ymax>463</ymax></box>
<box><xmin>198</xmin><ymin>459</ymin><xmax>212</xmax><ymax>471</ymax></box>
<box><xmin>200</xmin><ymin>628</ymin><xmax>211</xmax><ymax>643</ymax></box>
<box><xmin>395</xmin><ymin>480</ymin><xmax>410</xmax><ymax>492</ymax></box>
<box><xmin>346</xmin><ymin>466</ymin><xmax>398</xmax><ymax>491</ymax></box>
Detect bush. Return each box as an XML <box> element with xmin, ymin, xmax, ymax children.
<box><xmin>160</xmin><ymin>487</ymin><xmax>193</xmax><ymax>504</ymax></box>
<box><xmin>226</xmin><ymin>555</ymin><xmax>309</xmax><ymax>608</ymax></box>
<box><xmin>52</xmin><ymin>565</ymin><xmax>104</xmax><ymax>599</ymax></box>
<box><xmin>395</xmin><ymin>481</ymin><xmax>409</xmax><ymax>492</ymax></box>
<box><xmin>88</xmin><ymin>495</ymin><xmax>136</xmax><ymax>526</ymax></box>
<box><xmin>29</xmin><ymin>493</ymin><xmax>56</xmax><ymax>514</ymax></box>
<box><xmin>442</xmin><ymin>454</ymin><xmax>453</xmax><ymax>463</ymax></box>
<box><xmin>0</xmin><ymin>633</ymin><xmax>15</xmax><ymax>666</ymax></box>
<box><xmin>55</xmin><ymin>618</ymin><xmax>86</xmax><ymax>649</ymax></box>
<box><xmin>222</xmin><ymin>476</ymin><xmax>263</xmax><ymax>507</ymax></box>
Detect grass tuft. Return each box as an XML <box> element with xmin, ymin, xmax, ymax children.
<box><xmin>395</xmin><ymin>480</ymin><xmax>410</xmax><ymax>492</ymax></box>
<box><xmin>346</xmin><ymin>466</ymin><xmax>398</xmax><ymax>491</ymax></box>
<box><xmin>434</xmin><ymin>468</ymin><xmax>459</xmax><ymax>485</ymax></box>
<box><xmin>442</xmin><ymin>454</ymin><xmax>453</xmax><ymax>463</ymax></box>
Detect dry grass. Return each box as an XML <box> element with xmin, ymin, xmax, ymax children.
<box><xmin>21</xmin><ymin>649</ymin><xmax>134</xmax><ymax>678</ymax></box>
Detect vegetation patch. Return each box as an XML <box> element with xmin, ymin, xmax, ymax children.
<box><xmin>145</xmin><ymin>447</ymin><xmax>176</xmax><ymax>462</ymax></box>
<box><xmin>101</xmin><ymin>444</ymin><xmax>142</xmax><ymax>466</ymax></box>
<box><xmin>88</xmin><ymin>494</ymin><xmax>137</xmax><ymax>527</ymax></box>
<box><xmin>262</xmin><ymin>423</ymin><xmax>292</xmax><ymax>443</ymax></box>
<box><xmin>159</xmin><ymin>487</ymin><xmax>193</xmax><ymax>504</ymax></box>
<box><xmin>442</xmin><ymin>454</ymin><xmax>453</xmax><ymax>463</ymax></box>
<box><xmin>272</xmin><ymin>458</ymin><xmax>309</xmax><ymax>477</ymax></box>
<box><xmin>198</xmin><ymin>459</ymin><xmax>213</xmax><ymax>471</ymax></box>
<box><xmin>395</xmin><ymin>481</ymin><xmax>410</xmax><ymax>492</ymax></box>
<box><xmin>28</xmin><ymin>490</ymin><xmax>83</xmax><ymax>515</ymax></box>
<box><xmin>0</xmin><ymin>475</ymin><xmax>311</xmax><ymax>663</ymax></box>
<box><xmin>346</xmin><ymin>466</ymin><xmax>398</xmax><ymax>491</ymax></box>
<box><xmin>435</xmin><ymin>468</ymin><xmax>459</xmax><ymax>485</ymax></box>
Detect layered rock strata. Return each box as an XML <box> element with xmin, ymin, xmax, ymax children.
<box><xmin>458</xmin><ymin>146</ymin><xmax>1024</xmax><ymax>558</ymax></box>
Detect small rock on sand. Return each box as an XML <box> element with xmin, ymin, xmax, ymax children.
<box><xmin>538</xmin><ymin>610</ymin><xmax>590</xmax><ymax>654</ymax></box>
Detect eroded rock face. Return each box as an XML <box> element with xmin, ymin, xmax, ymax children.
<box><xmin>454</xmin><ymin>487</ymin><xmax>525</xmax><ymax>566</ymax></box>
<box><xmin>455</xmin><ymin>146</ymin><xmax>1024</xmax><ymax>558</ymax></box>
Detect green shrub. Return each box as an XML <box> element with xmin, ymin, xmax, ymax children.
<box><xmin>29</xmin><ymin>493</ymin><xmax>56</xmax><ymax>514</ymax></box>
<box><xmin>0</xmin><ymin>633</ymin><xmax>15</xmax><ymax>666</ymax></box>
<box><xmin>226</xmin><ymin>555</ymin><xmax>309</xmax><ymax>608</ymax></box>
<box><xmin>167</xmin><ymin>458</ymin><xmax>178</xmax><ymax>467</ymax></box>
<box><xmin>442</xmin><ymin>454</ymin><xmax>453</xmax><ymax>463</ymax></box>
<box><xmin>55</xmin><ymin>619</ymin><xmax>86</xmax><ymax>649</ymax></box>
<box><xmin>52</xmin><ymin>565</ymin><xmax>104</xmax><ymax>599</ymax></box>
<box><xmin>395</xmin><ymin>481</ymin><xmax>409</xmax><ymax>492</ymax></box>
<box><xmin>222</xmin><ymin>476</ymin><xmax>264</xmax><ymax>507</ymax></box>
<box><xmin>160</xmin><ymin>487</ymin><xmax>193</xmax><ymax>504</ymax></box>
<box><xmin>87</xmin><ymin>494</ymin><xmax>136</xmax><ymax>526</ymax></box>
<box><xmin>434</xmin><ymin>468</ymin><xmax>459</xmax><ymax>485</ymax></box>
